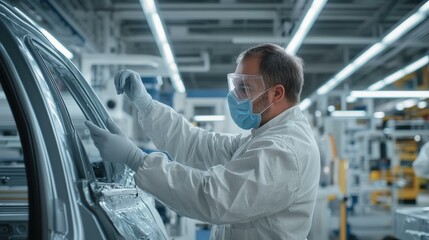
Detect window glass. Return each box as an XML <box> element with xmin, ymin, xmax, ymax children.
<box><xmin>0</xmin><ymin>82</ymin><xmax>28</xmax><ymax>239</ymax></box>
<box><xmin>0</xmin><ymin>84</ymin><xmax>26</xmax><ymax>201</ymax></box>
<box><xmin>34</xmin><ymin>48</ymin><xmax>110</xmax><ymax>181</ymax></box>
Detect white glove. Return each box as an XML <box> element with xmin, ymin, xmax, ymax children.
<box><xmin>85</xmin><ymin>119</ymin><xmax>146</xmax><ymax>172</ymax></box>
<box><xmin>114</xmin><ymin>69</ymin><xmax>152</xmax><ymax>111</ymax></box>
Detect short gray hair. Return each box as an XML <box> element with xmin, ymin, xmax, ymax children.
<box><xmin>236</xmin><ymin>43</ymin><xmax>304</xmax><ymax>103</ymax></box>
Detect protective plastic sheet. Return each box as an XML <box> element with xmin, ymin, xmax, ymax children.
<box><xmin>96</xmin><ymin>168</ymin><xmax>168</xmax><ymax>240</ymax></box>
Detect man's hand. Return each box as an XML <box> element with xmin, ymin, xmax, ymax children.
<box><xmin>114</xmin><ymin>69</ymin><xmax>152</xmax><ymax>111</ymax></box>
<box><xmin>85</xmin><ymin>119</ymin><xmax>146</xmax><ymax>172</ymax></box>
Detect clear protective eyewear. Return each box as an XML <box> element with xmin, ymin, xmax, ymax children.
<box><xmin>227</xmin><ymin>73</ymin><xmax>267</xmax><ymax>101</ymax></box>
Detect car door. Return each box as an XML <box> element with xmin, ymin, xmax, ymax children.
<box><xmin>27</xmin><ymin>39</ymin><xmax>169</xmax><ymax>240</ymax></box>
<box><xmin>1</xmin><ymin>2</ymin><xmax>168</xmax><ymax>238</ymax></box>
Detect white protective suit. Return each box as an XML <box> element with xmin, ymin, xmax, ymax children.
<box><xmin>134</xmin><ymin>101</ymin><xmax>321</xmax><ymax>240</ymax></box>
<box><xmin>413</xmin><ymin>142</ymin><xmax>429</xmax><ymax>178</ymax></box>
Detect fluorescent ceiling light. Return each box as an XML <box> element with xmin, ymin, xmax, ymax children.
<box><xmin>139</xmin><ymin>0</ymin><xmax>185</xmax><ymax>93</ymax></box>
<box><xmin>382</xmin><ymin>70</ymin><xmax>406</xmax><ymax>85</ymax></box>
<box><xmin>396</xmin><ymin>104</ymin><xmax>405</xmax><ymax>111</ymax></box>
<box><xmin>142</xmin><ymin>0</ymin><xmax>157</xmax><ymax>14</ymax></box>
<box><xmin>382</xmin><ymin>13</ymin><xmax>425</xmax><ymax>45</ymax></box>
<box><xmin>395</xmin><ymin>98</ymin><xmax>426</xmax><ymax>110</ymax></box>
<box><xmin>171</xmin><ymin>73</ymin><xmax>185</xmax><ymax>93</ymax></box>
<box><xmin>367</xmin><ymin>81</ymin><xmax>387</xmax><ymax>91</ymax></box>
<box><xmin>420</xmin><ymin>2</ymin><xmax>429</xmax><ymax>13</ymax></box>
<box><xmin>334</xmin><ymin>63</ymin><xmax>357</xmax><ymax>80</ymax></box>
<box><xmin>170</xmin><ymin>63</ymin><xmax>179</xmax><ymax>73</ymax></box>
<box><xmin>285</xmin><ymin>0</ymin><xmax>327</xmax><ymax>55</ymax></box>
<box><xmin>316</xmin><ymin>1</ymin><xmax>429</xmax><ymax>96</ymax></box>
<box><xmin>162</xmin><ymin>43</ymin><xmax>174</xmax><ymax>64</ymax></box>
<box><xmin>353</xmin><ymin>43</ymin><xmax>385</xmax><ymax>67</ymax></box>
<box><xmin>331</xmin><ymin>110</ymin><xmax>366</xmax><ymax>117</ymax></box>
<box><xmin>367</xmin><ymin>55</ymin><xmax>429</xmax><ymax>91</ymax></box>
<box><xmin>404</xmin><ymin>56</ymin><xmax>429</xmax><ymax>73</ymax></box>
<box><xmin>415</xmin><ymin>135</ymin><xmax>422</xmax><ymax>142</ymax></box>
<box><xmin>373</xmin><ymin>112</ymin><xmax>385</xmax><ymax>118</ymax></box>
<box><xmin>315</xmin><ymin>110</ymin><xmax>322</xmax><ymax>117</ymax></box>
<box><xmin>194</xmin><ymin>115</ymin><xmax>225</xmax><ymax>122</ymax></box>
<box><xmin>402</xmin><ymin>99</ymin><xmax>419</xmax><ymax>108</ymax></box>
<box><xmin>418</xmin><ymin>101</ymin><xmax>428</xmax><ymax>108</ymax></box>
<box><xmin>299</xmin><ymin>98</ymin><xmax>312</xmax><ymax>111</ymax></box>
<box><xmin>150</xmin><ymin>14</ymin><xmax>167</xmax><ymax>43</ymax></box>
<box><xmin>351</xmin><ymin>91</ymin><xmax>429</xmax><ymax>98</ymax></box>
<box><xmin>317</xmin><ymin>77</ymin><xmax>336</xmax><ymax>95</ymax></box>
<box><xmin>40</xmin><ymin>28</ymin><xmax>73</xmax><ymax>59</ymax></box>
<box><xmin>346</xmin><ymin>95</ymin><xmax>357</xmax><ymax>103</ymax></box>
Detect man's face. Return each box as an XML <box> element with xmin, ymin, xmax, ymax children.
<box><xmin>234</xmin><ymin>57</ymin><xmax>265</xmax><ymax>99</ymax></box>
<box><xmin>234</xmin><ymin>57</ymin><xmax>270</xmax><ymax>114</ymax></box>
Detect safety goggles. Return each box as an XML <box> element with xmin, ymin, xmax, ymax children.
<box><xmin>227</xmin><ymin>73</ymin><xmax>267</xmax><ymax>101</ymax></box>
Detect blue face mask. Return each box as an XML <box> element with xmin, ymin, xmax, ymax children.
<box><xmin>227</xmin><ymin>90</ymin><xmax>271</xmax><ymax>130</ymax></box>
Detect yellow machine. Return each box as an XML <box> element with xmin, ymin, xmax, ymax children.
<box><xmin>370</xmin><ymin>139</ymin><xmax>420</xmax><ymax>205</ymax></box>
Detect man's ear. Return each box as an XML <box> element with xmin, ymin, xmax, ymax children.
<box><xmin>272</xmin><ymin>84</ymin><xmax>285</xmax><ymax>103</ymax></box>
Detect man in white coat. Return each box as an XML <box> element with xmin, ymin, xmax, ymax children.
<box><xmin>86</xmin><ymin>43</ymin><xmax>321</xmax><ymax>239</ymax></box>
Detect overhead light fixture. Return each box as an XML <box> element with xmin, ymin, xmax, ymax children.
<box><xmin>382</xmin><ymin>14</ymin><xmax>425</xmax><ymax>45</ymax></box>
<box><xmin>421</xmin><ymin>2</ymin><xmax>429</xmax><ymax>12</ymax></box>
<box><xmin>373</xmin><ymin>112</ymin><xmax>385</xmax><ymax>119</ymax></box>
<box><xmin>404</xmin><ymin>56</ymin><xmax>429</xmax><ymax>73</ymax></box>
<box><xmin>162</xmin><ymin>43</ymin><xmax>174</xmax><ymax>64</ymax></box>
<box><xmin>352</xmin><ymin>43</ymin><xmax>386</xmax><ymax>67</ymax></box>
<box><xmin>351</xmin><ymin>91</ymin><xmax>429</xmax><ymax>98</ymax></box>
<box><xmin>334</xmin><ymin>63</ymin><xmax>357</xmax><ymax>80</ymax></box>
<box><xmin>415</xmin><ymin>135</ymin><xmax>422</xmax><ymax>142</ymax></box>
<box><xmin>418</xmin><ymin>101</ymin><xmax>428</xmax><ymax>109</ymax></box>
<box><xmin>401</xmin><ymin>99</ymin><xmax>419</xmax><ymax>108</ymax></box>
<box><xmin>285</xmin><ymin>0</ymin><xmax>327</xmax><ymax>55</ymax></box>
<box><xmin>194</xmin><ymin>115</ymin><xmax>225</xmax><ymax>122</ymax></box>
<box><xmin>330</xmin><ymin>110</ymin><xmax>367</xmax><ymax>118</ymax></box>
<box><xmin>394</xmin><ymin>98</ymin><xmax>426</xmax><ymax>110</ymax></box>
<box><xmin>316</xmin><ymin>1</ymin><xmax>429</xmax><ymax>96</ymax></box>
<box><xmin>368</xmin><ymin>55</ymin><xmax>429</xmax><ymax>91</ymax></box>
<box><xmin>396</xmin><ymin>104</ymin><xmax>405</xmax><ymax>111</ymax></box>
<box><xmin>316</xmin><ymin>79</ymin><xmax>335</xmax><ymax>95</ymax></box>
<box><xmin>346</xmin><ymin>95</ymin><xmax>357</xmax><ymax>103</ymax></box>
<box><xmin>299</xmin><ymin>98</ymin><xmax>312</xmax><ymax>111</ymax></box>
<box><xmin>315</xmin><ymin>110</ymin><xmax>322</xmax><ymax>117</ymax></box>
<box><xmin>170</xmin><ymin>63</ymin><xmax>179</xmax><ymax>73</ymax></box>
<box><xmin>139</xmin><ymin>0</ymin><xmax>185</xmax><ymax>93</ymax></box>
<box><xmin>327</xmin><ymin>105</ymin><xmax>336</xmax><ymax>112</ymax></box>
<box><xmin>150</xmin><ymin>13</ymin><xmax>167</xmax><ymax>43</ymax></box>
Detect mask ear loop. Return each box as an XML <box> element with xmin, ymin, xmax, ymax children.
<box><xmin>251</xmin><ymin>87</ymin><xmax>274</xmax><ymax>114</ymax></box>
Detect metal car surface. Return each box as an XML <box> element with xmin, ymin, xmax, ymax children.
<box><xmin>0</xmin><ymin>1</ymin><xmax>168</xmax><ymax>239</ymax></box>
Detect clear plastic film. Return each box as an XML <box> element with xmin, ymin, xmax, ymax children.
<box><xmin>95</xmin><ymin>168</ymin><xmax>168</xmax><ymax>240</ymax></box>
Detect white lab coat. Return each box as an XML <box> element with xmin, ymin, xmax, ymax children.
<box><xmin>134</xmin><ymin>101</ymin><xmax>321</xmax><ymax>240</ymax></box>
<box><xmin>413</xmin><ymin>142</ymin><xmax>429</xmax><ymax>178</ymax></box>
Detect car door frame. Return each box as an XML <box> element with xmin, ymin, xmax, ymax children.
<box><xmin>25</xmin><ymin>37</ymin><xmax>127</xmax><ymax>239</ymax></box>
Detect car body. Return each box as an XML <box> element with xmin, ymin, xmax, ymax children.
<box><xmin>0</xmin><ymin>1</ymin><xmax>168</xmax><ymax>239</ymax></box>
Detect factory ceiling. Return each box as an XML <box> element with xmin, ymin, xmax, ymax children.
<box><xmin>10</xmin><ymin>0</ymin><xmax>429</xmax><ymax>100</ymax></box>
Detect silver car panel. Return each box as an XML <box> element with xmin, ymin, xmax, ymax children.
<box><xmin>0</xmin><ymin>1</ymin><xmax>169</xmax><ymax>239</ymax></box>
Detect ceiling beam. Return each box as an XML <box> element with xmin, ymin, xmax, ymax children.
<box><xmin>114</xmin><ymin>10</ymin><xmax>278</xmax><ymax>21</ymax></box>
<box><xmin>123</xmin><ymin>35</ymin><xmax>380</xmax><ymax>45</ymax></box>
